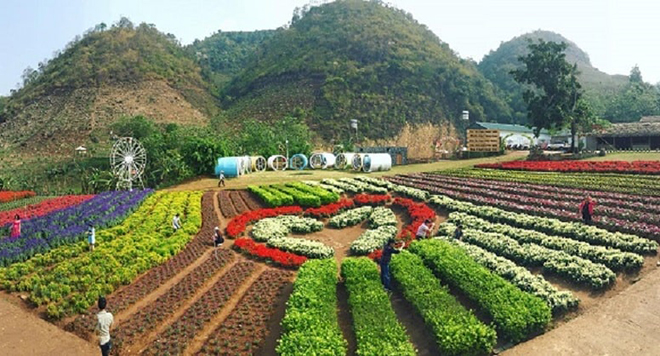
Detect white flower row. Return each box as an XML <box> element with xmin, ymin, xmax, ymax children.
<box><xmin>388</xmin><ymin>182</ymin><xmax>429</xmax><ymax>200</ymax></box>
<box><xmin>267</xmin><ymin>237</ymin><xmax>334</xmax><ymax>258</ymax></box>
<box><xmin>368</xmin><ymin>207</ymin><xmax>397</xmax><ymax>228</ymax></box>
<box><xmin>350</xmin><ymin>225</ymin><xmax>398</xmax><ymax>255</ymax></box>
<box><xmin>448</xmin><ymin>212</ymin><xmax>644</xmax><ymax>271</ymax></box>
<box><xmin>338</xmin><ymin>178</ymin><xmax>389</xmax><ymax>194</ymax></box>
<box><xmin>329</xmin><ymin>206</ymin><xmax>374</xmax><ymax>228</ymax></box>
<box><xmin>322</xmin><ymin>178</ymin><xmax>363</xmax><ymax>193</ymax></box>
<box><xmin>437</xmin><ymin>223</ymin><xmax>616</xmax><ymax>290</ymax></box>
<box><xmin>429</xmin><ymin>195</ymin><xmax>658</xmax><ymax>255</ymax></box>
<box><xmin>251</xmin><ymin>216</ymin><xmax>324</xmax><ymax>242</ymax></box>
<box><xmin>355</xmin><ymin>176</ymin><xmax>395</xmax><ymax>189</ymax></box>
<box><xmin>437</xmin><ymin>236</ymin><xmax>579</xmax><ymax>313</ymax></box>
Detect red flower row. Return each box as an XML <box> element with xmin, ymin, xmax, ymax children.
<box><xmin>0</xmin><ymin>195</ymin><xmax>94</xmax><ymax>225</ymax></box>
<box><xmin>233</xmin><ymin>238</ymin><xmax>307</xmax><ymax>268</ymax></box>
<box><xmin>304</xmin><ymin>198</ymin><xmax>354</xmax><ymax>218</ymax></box>
<box><xmin>368</xmin><ymin>198</ymin><xmax>436</xmax><ymax>261</ymax></box>
<box><xmin>0</xmin><ymin>191</ymin><xmax>36</xmax><ymax>204</ymax></box>
<box><xmin>354</xmin><ymin>193</ymin><xmax>391</xmax><ymax>206</ymax></box>
<box><xmin>225</xmin><ymin>206</ymin><xmax>303</xmax><ymax>238</ymax></box>
<box><xmin>477</xmin><ymin>160</ymin><xmax>660</xmax><ymax>175</ymax></box>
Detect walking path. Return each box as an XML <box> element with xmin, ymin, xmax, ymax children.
<box><xmin>0</xmin><ymin>295</ymin><xmax>97</xmax><ymax>356</ymax></box>
<box><xmin>503</xmin><ymin>266</ymin><xmax>660</xmax><ymax>356</ymax></box>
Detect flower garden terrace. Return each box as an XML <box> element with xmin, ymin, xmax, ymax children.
<box><xmin>0</xmin><ymin>174</ymin><xmax>657</xmax><ymax>355</ymax></box>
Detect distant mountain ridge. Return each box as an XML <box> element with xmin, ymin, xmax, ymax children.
<box><xmin>478</xmin><ymin>30</ymin><xmax>629</xmax><ymax>124</ymax></box>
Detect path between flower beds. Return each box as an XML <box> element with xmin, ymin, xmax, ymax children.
<box><xmin>0</xmin><ymin>294</ymin><xmax>97</xmax><ymax>356</ymax></box>
<box><xmin>503</xmin><ymin>265</ymin><xmax>660</xmax><ymax>356</ymax></box>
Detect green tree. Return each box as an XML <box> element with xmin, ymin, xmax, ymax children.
<box><xmin>603</xmin><ymin>66</ymin><xmax>660</xmax><ymax>122</ymax></box>
<box><xmin>512</xmin><ymin>40</ymin><xmax>592</xmax><ymax>153</ymax></box>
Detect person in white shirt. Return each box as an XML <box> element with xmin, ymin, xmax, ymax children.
<box><xmin>172</xmin><ymin>213</ymin><xmax>181</xmax><ymax>232</ymax></box>
<box><xmin>96</xmin><ymin>296</ymin><xmax>114</xmax><ymax>356</ymax></box>
<box><xmin>218</xmin><ymin>171</ymin><xmax>226</xmax><ymax>187</ymax></box>
<box><xmin>415</xmin><ymin>219</ymin><xmax>435</xmax><ymax>240</ymax></box>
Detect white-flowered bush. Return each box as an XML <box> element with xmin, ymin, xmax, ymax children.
<box><xmin>267</xmin><ymin>237</ymin><xmax>334</xmax><ymax>258</ymax></box>
<box><xmin>303</xmin><ymin>180</ymin><xmax>345</xmax><ymax>194</ymax></box>
<box><xmin>355</xmin><ymin>176</ymin><xmax>395</xmax><ymax>189</ymax></box>
<box><xmin>251</xmin><ymin>216</ymin><xmax>324</xmax><ymax>242</ymax></box>
<box><xmin>339</xmin><ymin>178</ymin><xmax>388</xmax><ymax>194</ymax></box>
<box><xmin>329</xmin><ymin>206</ymin><xmax>374</xmax><ymax>228</ymax></box>
<box><xmin>436</xmin><ymin>236</ymin><xmax>579</xmax><ymax>313</ymax></box>
<box><xmin>350</xmin><ymin>225</ymin><xmax>398</xmax><ymax>255</ymax></box>
<box><xmin>322</xmin><ymin>178</ymin><xmax>363</xmax><ymax>193</ymax></box>
<box><xmin>368</xmin><ymin>207</ymin><xmax>397</xmax><ymax>228</ymax></box>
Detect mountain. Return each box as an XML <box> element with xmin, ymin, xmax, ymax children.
<box><xmin>0</xmin><ymin>19</ymin><xmax>218</xmax><ymax>153</ymax></box>
<box><xmin>220</xmin><ymin>0</ymin><xmax>511</xmax><ymax>140</ymax></box>
<box><xmin>187</xmin><ymin>30</ymin><xmax>277</xmax><ymax>92</ymax></box>
<box><xmin>478</xmin><ymin>30</ymin><xmax>628</xmax><ymax>124</ymax></box>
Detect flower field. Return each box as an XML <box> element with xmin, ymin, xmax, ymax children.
<box><xmin>1</xmin><ymin>169</ymin><xmax>658</xmax><ymax>355</ymax></box>
<box><xmin>0</xmin><ymin>194</ymin><xmax>94</xmax><ymax>226</ymax></box>
<box><xmin>477</xmin><ymin>160</ymin><xmax>660</xmax><ymax>175</ymax></box>
<box><xmin>0</xmin><ymin>190</ymin><xmax>36</xmax><ymax>204</ymax></box>
<box><xmin>388</xmin><ymin>173</ymin><xmax>660</xmax><ymax>240</ymax></box>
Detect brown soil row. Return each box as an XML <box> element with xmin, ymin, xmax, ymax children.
<box><xmin>196</xmin><ymin>268</ymin><xmax>294</xmax><ymax>355</ymax></box>
<box><xmin>111</xmin><ymin>250</ymin><xmax>235</xmax><ymax>354</ymax></box>
<box><xmin>140</xmin><ymin>261</ymin><xmax>260</xmax><ymax>355</ymax></box>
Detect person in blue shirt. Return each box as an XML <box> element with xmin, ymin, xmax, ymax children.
<box><xmin>380</xmin><ymin>239</ymin><xmax>402</xmax><ymax>292</ymax></box>
<box><xmin>88</xmin><ymin>226</ymin><xmax>96</xmax><ymax>252</ymax></box>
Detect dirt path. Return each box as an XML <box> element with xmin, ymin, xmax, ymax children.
<box><xmin>0</xmin><ymin>295</ymin><xmax>97</xmax><ymax>356</ymax></box>
<box><xmin>503</xmin><ymin>265</ymin><xmax>660</xmax><ymax>356</ymax></box>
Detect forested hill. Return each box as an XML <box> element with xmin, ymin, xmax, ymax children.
<box><xmin>478</xmin><ymin>30</ymin><xmax>630</xmax><ymax>124</ymax></box>
<box><xmin>187</xmin><ymin>30</ymin><xmax>277</xmax><ymax>92</ymax></box>
<box><xmin>0</xmin><ymin>19</ymin><xmax>218</xmax><ymax>152</ymax></box>
<box><xmin>220</xmin><ymin>0</ymin><xmax>511</xmax><ymax>140</ymax></box>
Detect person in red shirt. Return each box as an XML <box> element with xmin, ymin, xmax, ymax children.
<box><xmin>579</xmin><ymin>196</ymin><xmax>596</xmax><ymax>225</ymax></box>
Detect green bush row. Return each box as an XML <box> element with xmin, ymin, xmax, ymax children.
<box><xmin>272</xmin><ymin>185</ymin><xmax>322</xmax><ymax>207</ymax></box>
<box><xmin>340</xmin><ymin>258</ymin><xmax>416</xmax><ymax>356</ymax></box>
<box><xmin>286</xmin><ymin>182</ymin><xmax>340</xmax><ymax>205</ymax></box>
<box><xmin>247</xmin><ymin>185</ymin><xmax>293</xmax><ymax>207</ymax></box>
<box><xmin>277</xmin><ymin>259</ymin><xmax>347</xmax><ymax>356</ymax></box>
<box><xmin>390</xmin><ymin>251</ymin><xmax>496</xmax><ymax>356</ymax></box>
<box><xmin>409</xmin><ymin>239</ymin><xmax>551</xmax><ymax>342</ymax></box>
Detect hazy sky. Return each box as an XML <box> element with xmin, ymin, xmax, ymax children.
<box><xmin>1</xmin><ymin>0</ymin><xmax>659</xmax><ymax>96</ymax></box>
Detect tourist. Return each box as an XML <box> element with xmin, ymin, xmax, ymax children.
<box><xmin>218</xmin><ymin>171</ymin><xmax>226</xmax><ymax>187</ymax></box>
<box><xmin>172</xmin><ymin>213</ymin><xmax>182</xmax><ymax>232</ymax></box>
<box><xmin>10</xmin><ymin>214</ymin><xmax>21</xmax><ymax>239</ymax></box>
<box><xmin>579</xmin><ymin>196</ymin><xmax>596</xmax><ymax>225</ymax></box>
<box><xmin>88</xmin><ymin>225</ymin><xmax>96</xmax><ymax>252</ymax></box>
<box><xmin>380</xmin><ymin>239</ymin><xmax>402</xmax><ymax>292</ymax></box>
<box><xmin>415</xmin><ymin>219</ymin><xmax>434</xmax><ymax>240</ymax></box>
<box><xmin>453</xmin><ymin>224</ymin><xmax>463</xmax><ymax>241</ymax></box>
<box><xmin>213</xmin><ymin>226</ymin><xmax>224</xmax><ymax>258</ymax></box>
<box><xmin>96</xmin><ymin>296</ymin><xmax>114</xmax><ymax>356</ymax></box>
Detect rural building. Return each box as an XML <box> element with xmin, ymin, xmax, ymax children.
<box><xmin>587</xmin><ymin>116</ymin><xmax>660</xmax><ymax>150</ymax></box>
<box><xmin>470</xmin><ymin>122</ymin><xmax>551</xmax><ymax>148</ymax></box>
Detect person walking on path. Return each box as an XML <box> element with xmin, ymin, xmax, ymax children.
<box><xmin>453</xmin><ymin>224</ymin><xmax>463</xmax><ymax>241</ymax></box>
<box><xmin>88</xmin><ymin>225</ymin><xmax>96</xmax><ymax>251</ymax></box>
<box><xmin>218</xmin><ymin>171</ymin><xmax>225</xmax><ymax>187</ymax></box>
<box><xmin>213</xmin><ymin>226</ymin><xmax>224</xmax><ymax>258</ymax></box>
<box><xmin>579</xmin><ymin>196</ymin><xmax>596</xmax><ymax>225</ymax></box>
<box><xmin>172</xmin><ymin>213</ymin><xmax>181</xmax><ymax>232</ymax></box>
<box><xmin>415</xmin><ymin>219</ymin><xmax>434</xmax><ymax>240</ymax></box>
<box><xmin>96</xmin><ymin>296</ymin><xmax>114</xmax><ymax>356</ymax></box>
<box><xmin>380</xmin><ymin>239</ymin><xmax>402</xmax><ymax>292</ymax></box>
<box><xmin>10</xmin><ymin>214</ymin><xmax>21</xmax><ymax>239</ymax></box>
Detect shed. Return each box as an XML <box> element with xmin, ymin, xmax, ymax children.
<box><xmin>589</xmin><ymin>118</ymin><xmax>660</xmax><ymax>150</ymax></box>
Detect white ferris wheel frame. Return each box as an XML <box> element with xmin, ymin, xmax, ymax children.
<box><xmin>110</xmin><ymin>137</ymin><xmax>146</xmax><ymax>190</ymax></box>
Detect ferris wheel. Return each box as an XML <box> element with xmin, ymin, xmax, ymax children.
<box><xmin>110</xmin><ymin>137</ymin><xmax>146</xmax><ymax>190</ymax></box>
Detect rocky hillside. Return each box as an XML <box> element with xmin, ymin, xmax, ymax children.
<box><xmin>0</xmin><ymin>19</ymin><xmax>217</xmax><ymax>153</ymax></box>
